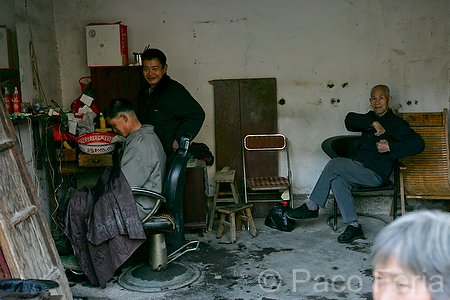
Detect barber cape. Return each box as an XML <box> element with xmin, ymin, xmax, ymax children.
<box><xmin>59</xmin><ymin>165</ymin><xmax>145</xmax><ymax>287</ymax></box>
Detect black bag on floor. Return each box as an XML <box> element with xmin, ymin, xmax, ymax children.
<box><xmin>265</xmin><ymin>203</ymin><xmax>295</xmax><ymax>232</ymax></box>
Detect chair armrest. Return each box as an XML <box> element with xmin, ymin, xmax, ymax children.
<box><xmin>131</xmin><ymin>187</ymin><xmax>166</xmax><ymax>223</ymax></box>
<box><xmin>321</xmin><ymin>137</ymin><xmax>339</xmax><ymax>158</ymax></box>
<box><xmin>131</xmin><ymin>187</ymin><xmax>166</xmax><ymax>202</ymax></box>
<box><xmin>321</xmin><ymin>135</ymin><xmax>360</xmax><ymax>159</ymax></box>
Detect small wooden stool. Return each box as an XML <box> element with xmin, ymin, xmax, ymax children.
<box><xmin>216</xmin><ymin>203</ymin><xmax>258</xmax><ymax>243</ymax></box>
<box><xmin>208</xmin><ymin>167</ymin><xmax>240</xmax><ymax>230</ymax></box>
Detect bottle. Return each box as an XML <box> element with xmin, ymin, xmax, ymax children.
<box><xmin>33</xmin><ymin>95</ymin><xmax>41</xmax><ymax>110</ymax></box>
<box><xmin>12</xmin><ymin>87</ymin><xmax>21</xmax><ymax>113</ymax></box>
<box><xmin>99</xmin><ymin>112</ymin><xmax>106</xmax><ymax>129</ymax></box>
<box><xmin>3</xmin><ymin>87</ymin><xmax>13</xmax><ymax>114</ymax></box>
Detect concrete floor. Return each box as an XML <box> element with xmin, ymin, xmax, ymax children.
<box><xmin>64</xmin><ymin>212</ymin><xmax>392</xmax><ymax>300</ymax></box>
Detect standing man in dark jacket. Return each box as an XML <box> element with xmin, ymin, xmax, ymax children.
<box><xmin>287</xmin><ymin>84</ymin><xmax>425</xmax><ymax>243</ymax></box>
<box><xmin>136</xmin><ymin>48</ymin><xmax>205</xmax><ymax>159</ymax></box>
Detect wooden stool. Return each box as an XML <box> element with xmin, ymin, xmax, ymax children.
<box><xmin>216</xmin><ymin>203</ymin><xmax>258</xmax><ymax>243</ymax></box>
<box><xmin>208</xmin><ymin>167</ymin><xmax>240</xmax><ymax>230</ymax></box>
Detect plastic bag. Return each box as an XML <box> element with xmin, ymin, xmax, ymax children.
<box><xmin>0</xmin><ymin>279</ymin><xmax>59</xmax><ymax>300</ymax></box>
<box><xmin>76</xmin><ymin>111</ymin><xmax>97</xmax><ymax>135</ymax></box>
<box><xmin>70</xmin><ymin>77</ymin><xmax>100</xmax><ymax>115</ymax></box>
<box><xmin>264</xmin><ymin>202</ymin><xmax>296</xmax><ymax>232</ymax></box>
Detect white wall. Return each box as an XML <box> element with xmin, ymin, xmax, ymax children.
<box><xmin>14</xmin><ymin>0</ymin><xmax>61</xmax><ymax>108</ymax></box>
<box><xmin>12</xmin><ymin>0</ymin><xmax>450</xmax><ymax>196</ymax></box>
<box><xmin>3</xmin><ymin>0</ymin><xmax>61</xmax><ymax>226</ymax></box>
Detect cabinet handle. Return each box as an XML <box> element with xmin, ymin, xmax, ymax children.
<box><xmin>91</xmin><ymin>159</ymin><xmax>100</xmax><ymax>163</ymax></box>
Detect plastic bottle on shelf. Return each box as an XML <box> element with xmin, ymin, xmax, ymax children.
<box><xmin>33</xmin><ymin>95</ymin><xmax>41</xmax><ymax>110</ymax></box>
<box><xmin>12</xmin><ymin>87</ymin><xmax>21</xmax><ymax>113</ymax></box>
<box><xmin>99</xmin><ymin>112</ymin><xmax>106</xmax><ymax>129</ymax></box>
<box><xmin>3</xmin><ymin>87</ymin><xmax>13</xmax><ymax>114</ymax></box>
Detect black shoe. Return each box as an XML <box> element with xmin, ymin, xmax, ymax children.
<box><xmin>286</xmin><ymin>204</ymin><xmax>319</xmax><ymax>220</ymax></box>
<box><xmin>338</xmin><ymin>225</ymin><xmax>365</xmax><ymax>243</ymax></box>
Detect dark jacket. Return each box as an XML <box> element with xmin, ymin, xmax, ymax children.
<box><xmin>345</xmin><ymin>109</ymin><xmax>425</xmax><ymax>184</ymax></box>
<box><xmin>136</xmin><ymin>74</ymin><xmax>205</xmax><ymax>157</ymax></box>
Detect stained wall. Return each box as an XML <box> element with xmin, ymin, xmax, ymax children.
<box><xmin>7</xmin><ymin>0</ymin><xmax>450</xmax><ymax>196</ymax></box>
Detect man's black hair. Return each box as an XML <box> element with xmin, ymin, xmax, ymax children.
<box><xmin>141</xmin><ymin>48</ymin><xmax>167</xmax><ymax>66</ymax></box>
<box><xmin>103</xmin><ymin>98</ymin><xmax>135</xmax><ymax>119</ymax></box>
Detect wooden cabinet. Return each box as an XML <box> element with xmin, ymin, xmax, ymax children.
<box><xmin>183</xmin><ymin>166</ymin><xmax>207</xmax><ymax>230</ymax></box>
<box><xmin>78</xmin><ymin>153</ymin><xmax>113</xmax><ymax>168</ymax></box>
<box><xmin>90</xmin><ymin>66</ymin><xmax>146</xmax><ymax>112</ymax></box>
<box><xmin>55</xmin><ymin>149</ymin><xmax>114</xmax><ymax>188</ymax></box>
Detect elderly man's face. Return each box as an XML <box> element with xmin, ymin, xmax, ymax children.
<box><xmin>107</xmin><ymin>114</ymin><xmax>130</xmax><ymax>137</ymax></box>
<box><xmin>370</xmin><ymin>87</ymin><xmax>392</xmax><ymax>116</ymax></box>
<box><xmin>373</xmin><ymin>256</ymin><xmax>432</xmax><ymax>300</ymax></box>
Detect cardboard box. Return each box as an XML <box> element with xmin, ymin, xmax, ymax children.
<box><xmin>0</xmin><ymin>27</ymin><xmax>14</xmax><ymax>69</ymax></box>
<box><xmin>86</xmin><ymin>23</ymin><xmax>128</xmax><ymax>67</ymax></box>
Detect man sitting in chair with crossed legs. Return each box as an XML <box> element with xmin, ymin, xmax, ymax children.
<box><xmin>287</xmin><ymin>84</ymin><xmax>425</xmax><ymax>243</ymax></box>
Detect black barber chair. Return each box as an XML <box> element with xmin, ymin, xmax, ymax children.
<box><xmin>321</xmin><ymin>135</ymin><xmax>398</xmax><ymax>231</ymax></box>
<box><xmin>118</xmin><ymin>136</ymin><xmax>200</xmax><ymax>292</ymax></box>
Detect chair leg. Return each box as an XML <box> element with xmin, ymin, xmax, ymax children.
<box><xmin>236</xmin><ymin>210</ymin><xmax>243</xmax><ymax>231</ymax></box>
<box><xmin>216</xmin><ymin>212</ymin><xmax>226</xmax><ymax>238</ymax></box>
<box><xmin>400</xmin><ymin>173</ymin><xmax>406</xmax><ymax>216</ymax></box>
<box><xmin>333</xmin><ymin>198</ymin><xmax>338</xmax><ymax>231</ymax></box>
<box><xmin>245</xmin><ymin>207</ymin><xmax>258</xmax><ymax>237</ymax></box>
<box><xmin>390</xmin><ymin>188</ymin><xmax>399</xmax><ymax>219</ymax></box>
<box><xmin>231</xmin><ymin>181</ymin><xmax>240</xmax><ymax>204</ymax></box>
<box><xmin>208</xmin><ymin>182</ymin><xmax>220</xmax><ymax>231</ymax></box>
<box><xmin>390</xmin><ymin>196</ymin><xmax>395</xmax><ymax>218</ymax></box>
<box><xmin>229</xmin><ymin>212</ymin><xmax>237</xmax><ymax>243</ymax></box>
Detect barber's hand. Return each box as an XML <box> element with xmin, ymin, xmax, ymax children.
<box><xmin>376</xmin><ymin>139</ymin><xmax>390</xmax><ymax>153</ymax></box>
<box><xmin>372</xmin><ymin>121</ymin><xmax>386</xmax><ymax>136</ymax></box>
<box><xmin>173</xmin><ymin>140</ymin><xmax>180</xmax><ymax>151</ymax></box>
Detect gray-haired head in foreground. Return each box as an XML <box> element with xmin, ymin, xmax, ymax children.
<box><xmin>371</xmin><ymin>210</ymin><xmax>450</xmax><ymax>300</ymax></box>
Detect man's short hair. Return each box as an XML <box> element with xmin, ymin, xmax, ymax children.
<box><xmin>103</xmin><ymin>98</ymin><xmax>136</xmax><ymax>119</ymax></box>
<box><xmin>371</xmin><ymin>84</ymin><xmax>390</xmax><ymax>97</ymax></box>
<box><xmin>141</xmin><ymin>48</ymin><xmax>167</xmax><ymax>66</ymax></box>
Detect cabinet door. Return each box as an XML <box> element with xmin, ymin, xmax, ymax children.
<box><xmin>0</xmin><ymin>97</ymin><xmax>72</xmax><ymax>298</ymax></box>
<box><xmin>213</xmin><ymin>78</ymin><xmax>278</xmax><ymax>197</ymax></box>
<box><xmin>90</xmin><ymin>66</ymin><xmax>146</xmax><ymax>112</ymax></box>
<box><xmin>182</xmin><ymin>167</ymin><xmax>206</xmax><ymax>229</ymax></box>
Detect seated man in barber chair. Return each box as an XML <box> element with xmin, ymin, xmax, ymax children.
<box><xmin>59</xmin><ymin>98</ymin><xmax>166</xmax><ymax>287</ymax></box>
<box><xmin>105</xmin><ymin>97</ymin><xmax>166</xmax><ymax>219</ymax></box>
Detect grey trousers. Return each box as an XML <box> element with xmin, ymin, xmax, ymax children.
<box><xmin>310</xmin><ymin>157</ymin><xmax>383</xmax><ymax>223</ymax></box>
